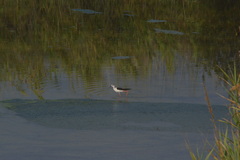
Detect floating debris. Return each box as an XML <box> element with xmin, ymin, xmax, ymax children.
<box><xmin>71</xmin><ymin>9</ymin><xmax>102</xmax><ymax>14</ymax></box>
<box><xmin>154</xmin><ymin>28</ymin><xmax>184</xmax><ymax>35</ymax></box>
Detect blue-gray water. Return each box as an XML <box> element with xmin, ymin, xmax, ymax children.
<box><xmin>0</xmin><ymin>99</ymin><xmax>228</xmax><ymax>160</ymax></box>
<box><xmin>0</xmin><ymin>54</ymin><xmax>229</xmax><ymax>160</ymax></box>
<box><xmin>0</xmin><ymin>57</ymin><xmax>229</xmax><ymax>160</ymax></box>
<box><xmin>2</xmin><ymin>99</ymin><xmax>227</xmax><ymax>132</ymax></box>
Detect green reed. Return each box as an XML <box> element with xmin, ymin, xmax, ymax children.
<box><xmin>189</xmin><ymin>65</ymin><xmax>240</xmax><ymax>160</ymax></box>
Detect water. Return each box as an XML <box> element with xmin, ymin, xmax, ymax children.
<box><xmin>2</xmin><ymin>99</ymin><xmax>227</xmax><ymax>131</ymax></box>
<box><xmin>0</xmin><ymin>99</ymin><xmax>227</xmax><ymax>160</ymax></box>
<box><xmin>1</xmin><ymin>0</ymin><xmax>240</xmax><ymax>159</ymax></box>
<box><xmin>0</xmin><ymin>56</ymin><xmax>228</xmax><ymax>104</ymax></box>
<box><xmin>0</xmin><ymin>38</ymin><xmax>229</xmax><ymax>160</ymax></box>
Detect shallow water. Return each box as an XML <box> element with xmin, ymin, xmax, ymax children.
<box><xmin>2</xmin><ymin>99</ymin><xmax>227</xmax><ymax>131</ymax></box>
<box><xmin>0</xmin><ymin>49</ymin><xmax>228</xmax><ymax>159</ymax></box>
<box><xmin>0</xmin><ymin>56</ymin><xmax>227</xmax><ymax>105</ymax></box>
<box><xmin>0</xmin><ymin>99</ymin><xmax>227</xmax><ymax>160</ymax></box>
<box><xmin>1</xmin><ymin>0</ymin><xmax>239</xmax><ymax>159</ymax></box>
<box><xmin>0</xmin><ymin>59</ymin><xmax>228</xmax><ymax>159</ymax></box>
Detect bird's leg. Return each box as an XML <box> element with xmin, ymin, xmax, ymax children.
<box><xmin>125</xmin><ymin>91</ymin><xmax>128</xmax><ymax>96</ymax></box>
<box><xmin>118</xmin><ymin>92</ymin><xmax>121</xmax><ymax>96</ymax></box>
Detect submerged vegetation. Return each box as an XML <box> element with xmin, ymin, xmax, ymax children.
<box><xmin>0</xmin><ymin>0</ymin><xmax>240</xmax><ymax>97</ymax></box>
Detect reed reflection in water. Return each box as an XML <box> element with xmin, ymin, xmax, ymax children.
<box><xmin>1</xmin><ymin>0</ymin><xmax>239</xmax><ymax>102</ymax></box>
<box><xmin>0</xmin><ymin>54</ymin><xmax>227</xmax><ymax>105</ymax></box>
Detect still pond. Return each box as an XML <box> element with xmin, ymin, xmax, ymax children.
<box><xmin>1</xmin><ymin>0</ymin><xmax>240</xmax><ymax>159</ymax></box>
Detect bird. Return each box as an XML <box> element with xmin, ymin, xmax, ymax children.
<box><xmin>111</xmin><ymin>84</ymin><xmax>131</xmax><ymax>96</ymax></box>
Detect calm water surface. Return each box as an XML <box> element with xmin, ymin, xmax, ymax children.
<box><xmin>1</xmin><ymin>0</ymin><xmax>239</xmax><ymax>159</ymax></box>
<box><xmin>0</xmin><ymin>56</ymin><xmax>228</xmax><ymax>160</ymax></box>
<box><xmin>0</xmin><ymin>56</ymin><xmax>227</xmax><ymax>104</ymax></box>
<box><xmin>0</xmin><ymin>99</ymin><xmax>227</xmax><ymax>160</ymax></box>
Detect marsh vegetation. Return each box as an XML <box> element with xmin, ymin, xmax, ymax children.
<box><xmin>189</xmin><ymin>66</ymin><xmax>240</xmax><ymax>160</ymax></box>
<box><xmin>1</xmin><ymin>0</ymin><xmax>240</xmax><ymax>98</ymax></box>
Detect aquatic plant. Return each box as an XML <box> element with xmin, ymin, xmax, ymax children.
<box><xmin>189</xmin><ymin>65</ymin><xmax>240</xmax><ymax>160</ymax></box>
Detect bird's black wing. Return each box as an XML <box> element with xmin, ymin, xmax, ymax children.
<box><xmin>117</xmin><ymin>87</ymin><xmax>131</xmax><ymax>90</ymax></box>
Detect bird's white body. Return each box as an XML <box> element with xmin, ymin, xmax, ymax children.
<box><xmin>111</xmin><ymin>85</ymin><xmax>122</xmax><ymax>93</ymax></box>
<box><xmin>111</xmin><ymin>85</ymin><xmax>130</xmax><ymax>96</ymax></box>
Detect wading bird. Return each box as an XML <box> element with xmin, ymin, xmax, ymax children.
<box><xmin>111</xmin><ymin>85</ymin><xmax>131</xmax><ymax>96</ymax></box>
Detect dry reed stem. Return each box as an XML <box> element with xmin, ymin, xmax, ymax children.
<box><xmin>202</xmin><ymin>75</ymin><xmax>217</xmax><ymax>131</ymax></box>
<box><xmin>217</xmin><ymin>93</ymin><xmax>237</xmax><ymax>106</ymax></box>
<box><xmin>230</xmin><ymin>83</ymin><xmax>240</xmax><ymax>98</ymax></box>
<box><xmin>202</xmin><ymin>74</ymin><xmax>224</xmax><ymax>158</ymax></box>
<box><xmin>230</xmin><ymin>83</ymin><xmax>240</xmax><ymax>91</ymax></box>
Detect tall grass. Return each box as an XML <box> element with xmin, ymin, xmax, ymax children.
<box><xmin>189</xmin><ymin>65</ymin><xmax>240</xmax><ymax>160</ymax></box>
